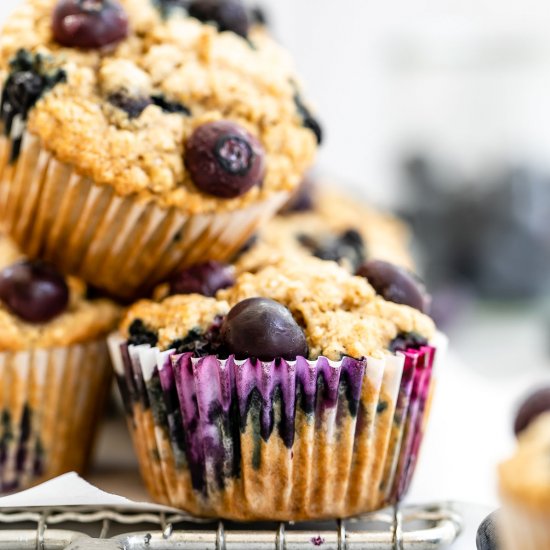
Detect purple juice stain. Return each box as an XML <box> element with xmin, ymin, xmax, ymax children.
<box><xmin>121</xmin><ymin>342</ymin><xmax>436</xmax><ymax>500</ymax></box>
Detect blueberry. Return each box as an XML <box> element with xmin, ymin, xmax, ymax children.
<box><xmin>356</xmin><ymin>260</ymin><xmax>431</xmax><ymax>314</ymax></box>
<box><xmin>168</xmin><ymin>315</ymin><xmax>225</xmax><ymax>357</ymax></box>
<box><xmin>108</xmin><ymin>92</ymin><xmax>152</xmax><ymax>119</ymax></box>
<box><xmin>1</xmin><ymin>51</ymin><xmax>66</xmax><ymax>147</ymax></box>
<box><xmin>0</xmin><ymin>260</ymin><xmax>69</xmax><ymax>324</ymax></box>
<box><xmin>514</xmin><ymin>387</ymin><xmax>550</xmax><ymax>436</ymax></box>
<box><xmin>222</xmin><ymin>297</ymin><xmax>308</xmax><ymax>361</ymax></box>
<box><xmin>151</xmin><ymin>95</ymin><xmax>191</xmax><ymax>115</ymax></box>
<box><xmin>188</xmin><ymin>0</ymin><xmax>250</xmax><ymax>38</ymax></box>
<box><xmin>4</xmin><ymin>72</ymin><xmax>43</xmax><ymax>114</ymax></box>
<box><xmin>389</xmin><ymin>332</ymin><xmax>428</xmax><ymax>353</ymax></box>
<box><xmin>185</xmin><ymin>121</ymin><xmax>266</xmax><ymax>198</ymax></box>
<box><xmin>249</xmin><ymin>5</ymin><xmax>268</xmax><ymax>27</ymax></box>
<box><xmin>280</xmin><ymin>177</ymin><xmax>316</xmax><ymax>214</ymax></box>
<box><xmin>109</xmin><ymin>92</ymin><xmax>192</xmax><ymax>118</ymax></box>
<box><xmin>294</xmin><ymin>93</ymin><xmax>323</xmax><ymax>145</ymax></box>
<box><xmin>52</xmin><ymin>0</ymin><xmax>129</xmax><ymax>49</ymax></box>
<box><xmin>476</xmin><ymin>511</ymin><xmax>500</xmax><ymax>550</ymax></box>
<box><xmin>168</xmin><ymin>261</ymin><xmax>235</xmax><ymax>297</ymax></box>
<box><xmin>128</xmin><ymin>319</ymin><xmax>158</xmax><ymax>347</ymax></box>
<box><xmin>298</xmin><ymin>229</ymin><xmax>366</xmax><ymax>272</ymax></box>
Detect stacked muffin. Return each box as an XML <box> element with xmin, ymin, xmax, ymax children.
<box><xmin>0</xmin><ymin>0</ymin><xmax>443</xmax><ymax>521</ymax></box>
<box><xmin>0</xmin><ymin>234</ymin><xmax>119</xmax><ymax>491</ymax></box>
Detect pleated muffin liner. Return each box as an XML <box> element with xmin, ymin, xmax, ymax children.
<box><xmin>108</xmin><ymin>333</ymin><xmax>446</xmax><ymax>521</ymax></box>
<box><xmin>0</xmin><ymin>340</ymin><xmax>112</xmax><ymax>494</ymax></box>
<box><xmin>500</xmin><ymin>501</ymin><xmax>550</xmax><ymax>550</ymax></box>
<box><xmin>0</xmin><ymin>131</ymin><xmax>289</xmax><ymax>299</ymax></box>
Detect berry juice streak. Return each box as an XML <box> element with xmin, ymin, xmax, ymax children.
<box><xmin>119</xmin><ymin>342</ymin><xmax>435</xmax><ymax>505</ymax></box>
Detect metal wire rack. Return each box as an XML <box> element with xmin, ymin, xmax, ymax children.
<box><xmin>0</xmin><ymin>502</ymin><xmax>462</xmax><ymax>549</ymax></box>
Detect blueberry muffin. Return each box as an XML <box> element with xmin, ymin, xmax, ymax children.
<box><xmin>499</xmin><ymin>390</ymin><xmax>550</xmax><ymax>550</ymax></box>
<box><xmin>0</xmin><ymin>235</ymin><xmax>120</xmax><ymax>493</ymax></box>
<box><xmin>0</xmin><ymin>0</ymin><xmax>319</xmax><ymax>299</ymax></box>
<box><xmin>235</xmin><ymin>183</ymin><xmax>415</xmax><ymax>276</ymax></box>
<box><xmin>109</xmin><ymin>255</ymin><xmax>441</xmax><ymax>520</ymax></box>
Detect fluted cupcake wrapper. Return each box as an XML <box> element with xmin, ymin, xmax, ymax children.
<box><xmin>500</xmin><ymin>501</ymin><xmax>550</xmax><ymax>550</ymax></box>
<box><xmin>109</xmin><ymin>333</ymin><xmax>445</xmax><ymax>521</ymax></box>
<box><xmin>0</xmin><ymin>131</ymin><xmax>289</xmax><ymax>299</ymax></box>
<box><xmin>0</xmin><ymin>341</ymin><xmax>111</xmax><ymax>494</ymax></box>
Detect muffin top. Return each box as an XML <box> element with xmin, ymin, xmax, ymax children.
<box><xmin>121</xmin><ymin>256</ymin><xmax>435</xmax><ymax>361</ymax></box>
<box><xmin>0</xmin><ymin>0</ymin><xmax>318</xmax><ymax>213</ymax></box>
<box><xmin>500</xmin><ymin>412</ymin><xmax>550</xmax><ymax>511</ymax></box>
<box><xmin>235</xmin><ymin>184</ymin><xmax>415</xmax><ymax>275</ymax></box>
<box><xmin>0</xmin><ymin>235</ymin><xmax>120</xmax><ymax>351</ymax></box>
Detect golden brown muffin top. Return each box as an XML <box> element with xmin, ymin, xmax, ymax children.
<box><xmin>121</xmin><ymin>256</ymin><xmax>435</xmax><ymax>361</ymax></box>
<box><xmin>0</xmin><ymin>235</ymin><xmax>120</xmax><ymax>351</ymax></box>
<box><xmin>500</xmin><ymin>413</ymin><xmax>550</xmax><ymax>512</ymax></box>
<box><xmin>236</xmin><ymin>186</ymin><xmax>415</xmax><ymax>275</ymax></box>
<box><xmin>0</xmin><ymin>0</ymin><xmax>317</xmax><ymax>213</ymax></box>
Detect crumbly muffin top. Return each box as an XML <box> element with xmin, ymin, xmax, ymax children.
<box><xmin>0</xmin><ymin>0</ymin><xmax>317</xmax><ymax>213</ymax></box>
<box><xmin>121</xmin><ymin>256</ymin><xmax>435</xmax><ymax>361</ymax></box>
<box><xmin>500</xmin><ymin>413</ymin><xmax>550</xmax><ymax>511</ymax></box>
<box><xmin>0</xmin><ymin>235</ymin><xmax>120</xmax><ymax>351</ymax></box>
<box><xmin>235</xmin><ymin>186</ymin><xmax>414</xmax><ymax>275</ymax></box>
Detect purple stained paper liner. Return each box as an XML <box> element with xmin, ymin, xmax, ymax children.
<box><xmin>0</xmin><ymin>341</ymin><xmax>112</xmax><ymax>494</ymax></box>
<box><xmin>108</xmin><ymin>334</ymin><xmax>441</xmax><ymax>521</ymax></box>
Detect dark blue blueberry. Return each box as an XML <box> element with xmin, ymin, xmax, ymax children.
<box><xmin>128</xmin><ymin>319</ymin><xmax>158</xmax><ymax>347</ymax></box>
<box><xmin>168</xmin><ymin>315</ymin><xmax>225</xmax><ymax>357</ymax></box>
<box><xmin>1</xmin><ymin>50</ymin><xmax>66</xmax><ymax>161</ymax></box>
<box><xmin>185</xmin><ymin>120</ymin><xmax>266</xmax><ymax>198</ymax></box>
<box><xmin>169</xmin><ymin>261</ymin><xmax>235</xmax><ymax>297</ymax></box>
<box><xmin>389</xmin><ymin>332</ymin><xmax>429</xmax><ymax>353</ymax></box>
<box><xmin>357</xmin><ymin>260</ymin><xmax>431</xmax><ymax>314</ymax></box>
<box><xmin>0</xmin><ymin>260</ymin><xmax>69</xmax><ymax>324</ymax></box>
<box><xmin>222</xmin><ymin>297</ymin><xmax>308</xmax><ymax>361</ymax></box>
<box><xmin>476</xmin><ymin>511</ymin><xmax>500</xmax><ymax>550</ymax></box>
<box><xmin>298</xmin><ymin>229</ymin><xmax>366</xmax><ymax>272</ymax></box>
<box><xmin>514</xmin><ymin>387</ymin><xmax>550</xmax><ymax>436</ymax></box>
<box><xmin>151</xmin><ymin>95</ymin><xmax>191</xmax><ymax>115</ymax></box>
<box><xmin>52</xmin><ymin>0</ymin><xmax>129</xmax><ymax>49</ymax></box>
<box><xmin>250</xmin><ymin>5</ymin><xmax>268</xmax><ymax>26</ymax></box>
<box><xmin>108</xmin><ymin>92</ymin><xmax>152</xmax><ymax>118</ymax></box>
<box><xmin>280</xmin><ymin>177</ymin><xmax>316</xmax><ymax>214</ymax></box>
<box><xmin>188</xmin><ymin>0</ymin><xmax>250</xmax><ymax>38</ymax></box>
<box><xmin>294</xmin><ymin>93</ymin><xmax>323</xmax><ymax>145</ymax></box>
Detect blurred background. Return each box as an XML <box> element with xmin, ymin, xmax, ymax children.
<box><xmin>259</xmin><ymin>0</ymin><xmax>550</xmax><ymax>509</ymax></box>
<box><xmin>258</xmin><ymin>0</ymin><xmax>550</xmax><ymax>374</ymax></box>
<box><xmin>1</xmin><ymin>0</ymin><xmax>549</xmax><ymax>511</ymax></box>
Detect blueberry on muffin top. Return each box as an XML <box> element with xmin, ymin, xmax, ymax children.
<box><xmin>0</xmin><ymin>235</ymin><xmax>120</xmax><ymax>350</ymax></box>
<box><xmin>0</xmin><ymin>0</ymin><xmax>319</xmax><ymax>213</ymax></box>
<box><xmin>121</xmin><ymin>256</ymin><xmax>435</xmax><ymax>361</ymax></box>
<box><xmin>235</xmin><ymin>186</ymin><xmax>416</xmax><ymax>275</ymax></box>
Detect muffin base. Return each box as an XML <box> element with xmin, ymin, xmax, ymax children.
<box><xmin>0</xmin><ymin>132</ymin><xmax>289</xmax><ymax>299</ymax></box>
<box><xmin>109</xmin><ymin>335</ymin><xmax>442</xmax><ymax>521</ymax></box>
<box><xmin>0</xmin><ymin>341</ymin><xmax>111</xmax><ymax>494</ymax></box>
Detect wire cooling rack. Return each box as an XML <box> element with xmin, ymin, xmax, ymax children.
<box><xmin>0</xmin><ymin>502</ymin><xmax>462</xmax><ymax>549</ymax></box>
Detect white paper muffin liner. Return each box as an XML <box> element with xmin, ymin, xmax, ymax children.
<box><xmin>0</xmin><ymin>132</ymin><xmax>289</xmax><ymax>299</ymax></box>
<box><xmin>0</xmin><ymin>340</ymin><xmax>111</xmax><ymax>494</ymax></box>
<box><xmin>108</xmin><ymin>333</ymin><xmax>446</xmax><ymax>521</ymax></box>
